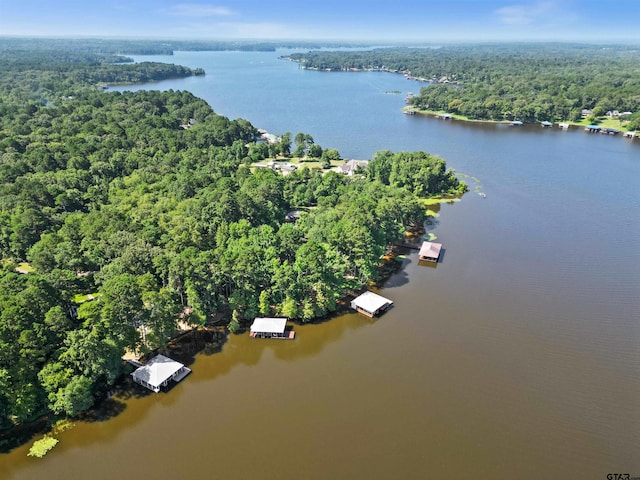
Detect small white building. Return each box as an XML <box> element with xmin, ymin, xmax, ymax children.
<box><xmin>250</xmin><ymin>317</ymin><xmax>295</xmax><ymax>339</ymax></box>
<box><xmin>350</xmin><ymin>291</ymin><xmax>393</xmax><ymax>317</ymax></box>
<box><xmin>131</xmin><ymin>355</ymin><xmax>191</xmax><ymax>393</ymax></box>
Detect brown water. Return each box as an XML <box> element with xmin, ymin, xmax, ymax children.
<box><xmin>2</xmin><ymin>51</ymin><xmax>639</xmax><ymax>479</ymax></box>
<box><xmin>3</xmin><ymin>199</ymin><xmax>638</xmax><ymax>479</ymax></box>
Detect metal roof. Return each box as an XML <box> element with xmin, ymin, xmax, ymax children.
<box><xmin>419</xmin><ymin>241</ymin><xmax>442</xmax><ymax>258</ymax></box>
<box><xmin>250</xmin><ymin>317</ymin><xmax>287</xmax><ymax>334</ymax></box>
<box><xmin>131</xmin><ymin>355</ymin><xmax>185</xmax><ymax>388</ymax></box>
<box><xmin>351</xmin><ymin>291</ymin><xmax>392</xmax><ymax>314</ymax></box>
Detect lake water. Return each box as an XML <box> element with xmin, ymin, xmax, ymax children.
<box><xmin>2</xmin><ymin>50</ymin><xmax>639</xmax><ymax>480</ymax></box>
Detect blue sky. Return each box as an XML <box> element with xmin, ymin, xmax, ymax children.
<box><xmin>1</xmin><ymin>0</ymin><xmax>638</xmax><ymax>42</ymax></box>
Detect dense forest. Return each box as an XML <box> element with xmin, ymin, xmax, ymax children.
<box><xmin>286</xmin><ymin>44</ymin><xmax>640</xmax><ymax>126</ymax></box>
<box><xmin>0</xmin><ymin>44</ymin><xmax>464</xmax><ymax>429</ymax></box>
<box><xmin>0</xmin><ymin>49</ymin><xmax>204</xmax><ymax>100</ymax></box>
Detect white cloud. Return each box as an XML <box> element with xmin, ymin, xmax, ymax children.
<box><xmin>495</xmin><ymin>1</ymin><xmax>555</xmax><ymax>25</ymax></box>
<box><xmin>164</xmin><ymin>4</ymin><xmax>234</xmax><ymax>17</ymax></box>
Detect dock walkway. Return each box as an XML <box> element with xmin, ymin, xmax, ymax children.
<box><xmin>249</xmin><ymin>330</ymin><xmax>295</xmax><ymax>339</ymax></box>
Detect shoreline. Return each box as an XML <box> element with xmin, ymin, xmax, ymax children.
<box><xmin>0</xmin><ymin>197</ymin><xmax>447</xmax><ymax>451</ymax></box>
<box><xmin>288</xmin><ymin>58</ymin><xmax>637</xmax><ymax>135</ymax></box>
<box><xmin>403</xmin><ymin>106</ymin><xmax>638</xmax><ymax>134</ymax></box>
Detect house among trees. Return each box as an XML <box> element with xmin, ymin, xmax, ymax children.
<box><xmin>250</xmin><ymin>317</ymin><xmax>296</xmax><ymax>339</ymax></box>
<box><xmin>350</xmin><ymin>291</ymin><xmax>394</xmax><ymax>317</ymax></box>
<box><xmin>131</xmin><ymin>355</ymin><xmax>191</xmax><ymax>393</ymax></box>
<box><xmin>339</xmin><ymin>159</ymin><xmax>368</xmax><ymax>176</ymax></box>
<box><xmin>418</xmin><ymin>241</ymin><xmax>442</xmax><ymax>263</ymax></box>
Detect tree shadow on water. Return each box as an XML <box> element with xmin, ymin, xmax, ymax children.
<box><xmin>381</xmin><ymin>255</ymin><xmax>412</xmax><ymax>289</ymax></box>
<box><xmin>424</xmin><ymin>216</ymin><xmax>440</xmax><ymax>236</ymax></box>
<box><xmin>159</xmin><ymin>327</ymin><xmax>228</xmax><ymax>364</ymax></box>
<box><xmin>78</xmin><ymin>396</ymin><xmax>127</xmax><ymax>423</ymax></box>
<box><xmin>0</xmin><ymin>418</ymin><xmax>49</xmax><ymax>454</ymax></box>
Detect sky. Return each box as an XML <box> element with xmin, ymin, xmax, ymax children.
<box><xmin>1</xmin><ymin>0</ymin><xmax>639</xmax><ymax>43</ymax></box>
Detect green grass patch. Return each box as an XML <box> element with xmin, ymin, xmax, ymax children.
<box><xmin>73</xmin><ymin>293</ymin><xmax>100</xmax><ymax>304</ymax></box>
<box><xmin>426</xmin><ymin>209</ymin><xmax>440</xmax><ymax>218</ymax></box>
<box><xmin>286</xmin><ymin>157</ymin><xmax>343</xmax><ymax>170</ymax></box>
<box><xmin>421</xmin><ymin>196</ymin><xmax>461</xmax><ymax>206</ymax></box>
<box><xmin>421</xmin><ymin>197</ymin><xmax>444</xmax><ymax>206</ymax></box>
<box><xmin>28</xmin><ymin>436</ymin><xmax>59</xmax><ymax>458</ymax></box>
<box><xmin>589</xmin><ymin>117</ymin><xmax>628</xmax><ymax>130</ymax></box>
<box><xmin>424</xmin><ymin>233</ymin><xmax>438</xmax><ymax>241</ymax></box>
<box><xmin>16</xmin><ymin>262</ymin><xmax>35</xmax><ymax>273</ymax></box>
<box><xmin>251</xmin><ymin>156</ymin><xmax>344</xmax><ymax>172</ymax></box>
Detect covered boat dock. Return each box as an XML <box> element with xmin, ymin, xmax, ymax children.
<box><xmin>419</xmin><ymin>241</ymin><xmax>443</xmax><ymax>263</ymax></box>
<box><xmin>350</xmin><ymin>291</ymin><xmax>393</xmax><ymax>317</ymax></box>
<box><xmin>131</xmin><ymin>354</ymin><xmax>191</xmax><ymax>393</ymax></box>
<box><xmin>250</xmin><ymin>317</ymin><xmax>295</xmax><ymax>339</ymax></box>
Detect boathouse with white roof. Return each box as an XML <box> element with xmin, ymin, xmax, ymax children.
<box><xmin>350</xmin><ymin>291</ymin><xmax>393</xmax><ymax>317</ymax></box>
<box><xmin>131</xmin><ymin>354</ymin><xmax>191</xmax><ymax>393</ymax></box>
<box><xmin>250</xmin><ymin>317</ymin><xmax>295</xmax><ymax>339</ymax></box>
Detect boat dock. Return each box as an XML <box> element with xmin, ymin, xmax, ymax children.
<box><xmin>249</xmin><ymin>317</ymin><xmax>296</xmax><ymax>339</ymax></box>
<box><xmin>250</xmin><ymin>330</ymin><xmax>296</xmax><ymax>339</ymax></box>
<box><xmin>351</xmin><ymin>291</ymin><xmax>394</xmax><ymax>317</ymax></box>
<box><xmin>131</xmin><ymin>355</ymin><xmax>191</xmax><ymax>393</ymax></box>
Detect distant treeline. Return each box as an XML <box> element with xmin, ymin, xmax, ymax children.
<box><xmin>287</xmin><ymin>44</ymin><xmax>640</xmax><ymax>125</ymax></box>
<box><xmin>0</xmin><ymin>37</ymin><xmax>369</xmax><ymax>55</ymax></box>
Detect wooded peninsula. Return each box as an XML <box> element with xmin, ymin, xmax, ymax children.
<box><xmin>0</xmin><ymin>39</ymin><xmax>464</xmax><ymax>433</ymax></box>
<box><xmin>286</xmin><ymin>44</ymin><xmax>640</xmax><ymax>128</ymax></box>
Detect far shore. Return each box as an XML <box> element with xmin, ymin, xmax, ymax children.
<box><xmin>404</xmin><ymin>107</ymin><xmax>637</xmax><ymax>133</ymax></box>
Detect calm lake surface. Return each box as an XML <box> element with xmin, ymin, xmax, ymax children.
<box><xmin>2</xmin><ymin>50</ymin><xmax>639</xmax><ymax>480</ymax></box>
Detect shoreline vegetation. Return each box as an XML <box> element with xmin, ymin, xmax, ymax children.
<box><xmin>0</xmin><ymin>39</ymin><xmax>466</xmax><ymax>447</ymax></box>
<box><xmin>285</xmin><ymin>44</ymin><xmax>640</xmax><ymax>133</ymax></box>
<box><xmin>403</xmin><ymin>106</ymin><xmax>639</xmax><ymax>133</ymax></box>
